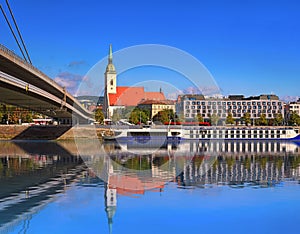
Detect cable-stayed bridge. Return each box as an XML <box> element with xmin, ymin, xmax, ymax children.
<box><xmin>0</xmin><ymin>44</ymin><xmax>94</xmax><ymax>124</ymax></box>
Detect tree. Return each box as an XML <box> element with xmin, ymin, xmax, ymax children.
<box><xmin>273</xmin><ymin>113</ymin><xmax>283</xmax><ymax>126</ymax></box>
<box><xmin>153</xmin><ymin>109</ymin><xmax>175</xmax><ymax>124</ymax></box>
<box><xmin>257</xmin><ymin>113</ymin><xmax>268</xmax><ymax>126</ymax></box>
<box><xmin>210</xmin><ymin>113</ymin><xmax>219</xmax><ymax>126</ymax></box>
<box><xmin>129</xmin><ymin>108</ymin><xmax>149</xmax><ymax>124</ymax></box>
<box><xmin>196</xmin><ymin>113</ymin><xmax>204</xmax><ymax>123</ymax></box>
<box><xmin>288</xmin><ymin>111</ymin><xmax>300</xmax><ymax>126</ymax></box>
<box><xmin>225</xmin><ymin>112</ymin><xmax>235</xmax><ymax>125</ymax></box>
<box><xmin>94</xmin><ymin>109</ymin><xmax>104</xmax><ymax>124</ymax></box>
<box><xmin>241</xmin><ymin>112</ymin><xmax>251</xmax><ymax>126</ymax></box>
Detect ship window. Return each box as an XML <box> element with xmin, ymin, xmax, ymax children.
<box><xmin>282</xmin><ymin>130</ymin><xmax>286</xmax><ymax>134</ymax></box>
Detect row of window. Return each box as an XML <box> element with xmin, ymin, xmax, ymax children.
<box><xmin>190</xmin><ymin>134</ymin><xmax>282</xmax><ymax>139</ymax></box>
<box><xmin>186</xmin><ymin>109</ymin><xmax>283</xmax><ymax>114</ymax></box>
<box><xmin>186</xmin><ymin>105</ymin><xmax>282</xmax><ymax>110</ymax></box>
<box><xmin>185</xmin><ymin>101</ymin><xmax>282</xmax><ymax>106</ymax></box>
<box><xmin>185</xmin><ymin>113</ymin><xmax>279</xmax><ymax>118</ymax></box>
<box><xmin>190</xmin><ymin>129</ymin><xmax>285</xmax><ymax>134</ymax></box>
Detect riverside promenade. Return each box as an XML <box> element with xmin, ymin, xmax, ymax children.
<box><xmin>0</xmin><ymin>125</ymin><xmax>109</xmax><ymax>140</ymax></box>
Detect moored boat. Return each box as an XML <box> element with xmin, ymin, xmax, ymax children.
<box><xmin>103</xmin><ymin>126</ymin><xmax>300</xmax><ymax>141</ymax></box>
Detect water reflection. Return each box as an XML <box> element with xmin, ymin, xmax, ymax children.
<box><xmin>0</xmin><ymin>140</ymin><xmax>300</xmax><ymax>233</ymax></box>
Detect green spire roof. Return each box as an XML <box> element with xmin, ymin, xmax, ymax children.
<box><xmin>108</xmin><ymin>44</ymin><xmax>113</xmax><ymax>64</ymax></box>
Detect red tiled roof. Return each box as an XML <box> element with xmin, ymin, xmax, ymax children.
<box><xmin>109</xmin><ymin>175</ymin><xmax>165</xmax><ymax>196</ymax></box>
<box><xmin>108</xmin><ymin>86</ymin><xmax>165</xmax><ymax>106</ymax></box>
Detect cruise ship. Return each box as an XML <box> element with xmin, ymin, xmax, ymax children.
<box><xmin>103</xmin><ymin>126</ymin><xmax>300</xmax><ymax>141</ymax></box>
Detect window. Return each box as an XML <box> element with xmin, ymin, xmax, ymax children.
<box><xmin>227</xmin><ymin>102</ymin><xmax>231</xmax><ymax>105</ymax></box>
<box><xmin>252</xmin><ymin>101</ymin><xmax>256</xmax><ymax>105</ymax></box>
<box><xmin>242</xmin><ymin>102</ymin><xmax>246</xmax><ymax>105</ymax></box>
<box><xmin>237</xmin><ymin>102</ymin><xmax>241</xmax><ymax>105</ymax></box>
<box><xmin>110</xmin><ymin>80</ymin><xmax>113</xmax><ymax>86</ymax></box>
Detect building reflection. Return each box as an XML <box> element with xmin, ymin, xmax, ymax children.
<box><xmin>0</xmin><ymin>141</ymin><xmax>85</xmax><ymax>234</ymax></box>
<box><xmin>1</xmin><ymin>140</ymin><xmax>300</xmax><ymax>233</ymax></box>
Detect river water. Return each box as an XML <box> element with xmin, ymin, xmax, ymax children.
<box><xmin>1</xmin><ymin>140</ymin><xmax>300</xmax><ymax>234</ymax></box>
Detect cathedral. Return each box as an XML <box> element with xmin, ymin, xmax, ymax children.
<box><xmin>103</xmin><ymin>45</ymin><xmax>165</xmax><ymax>119</ymax></box>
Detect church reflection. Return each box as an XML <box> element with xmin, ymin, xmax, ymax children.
<box><xmin>1</xmin><ymin>140</ymin><xmax>300</xmax><ymax>233</ymax></box>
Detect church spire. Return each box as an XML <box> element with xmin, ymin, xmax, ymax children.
<box><xmin>108</xmin><ymin>44</ymin><xmax>113</xmax><ymax>64</ymax></box>
<box><xmin>106</xmin><ymin>44</ymin><xmax>116</xmax><ymax>73</ymax></box>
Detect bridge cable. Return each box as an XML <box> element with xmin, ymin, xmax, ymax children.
<box><xmin>0</xmin><ymin>4</ymin><xmax>28</xmax><ymax>62</ymax></box>
<box><xmin>5</xmin><ymin>0</ymin><xmax>32</xmax><ymax>64</ymax></box>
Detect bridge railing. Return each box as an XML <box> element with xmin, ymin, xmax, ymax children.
<box><xmin>0</xmin><ymin>43</ymin><xmax>48</xmax><ymax>80</ymax></box>
<box><xmin>0</xmin><ymin>43</ymin><xmax>93</xmax><ymax>118</ymax></box>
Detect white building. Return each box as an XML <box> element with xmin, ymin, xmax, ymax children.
<box><xmin>176</xmin><ymin>94</ymin><xmax>284</xmax><ymax>121</ymax></box>
<box><xmin>288</xmin><ymin>99</ymin><xmax>300</xmax><ymax>115</ymax></box>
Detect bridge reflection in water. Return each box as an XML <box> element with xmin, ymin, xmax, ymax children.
<box><xmin>0</xmin><ymin>140</ymin><xmax>300</xmax><ymax>233</ymax></box>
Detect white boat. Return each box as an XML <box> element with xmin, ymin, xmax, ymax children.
<box><xmin>103</xmin><ymin>126</ymin><xmax>300</xmax><ymax>141</ymax></box>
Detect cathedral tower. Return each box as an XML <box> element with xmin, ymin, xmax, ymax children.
<box><xmin>104</xmin><ymin>44</ymin><xmax>117</xmax><ymax>118</ymax></box>
<box><xmin>105</xmin><ymin>44</ymin><xmax>117</xmax><ymax>94</ymax></box>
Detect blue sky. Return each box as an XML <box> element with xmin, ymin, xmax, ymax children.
<box><xmin>1</xmin><ymin>0</ymin><xmax>300</xmax><ymax>99</ymax></box>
